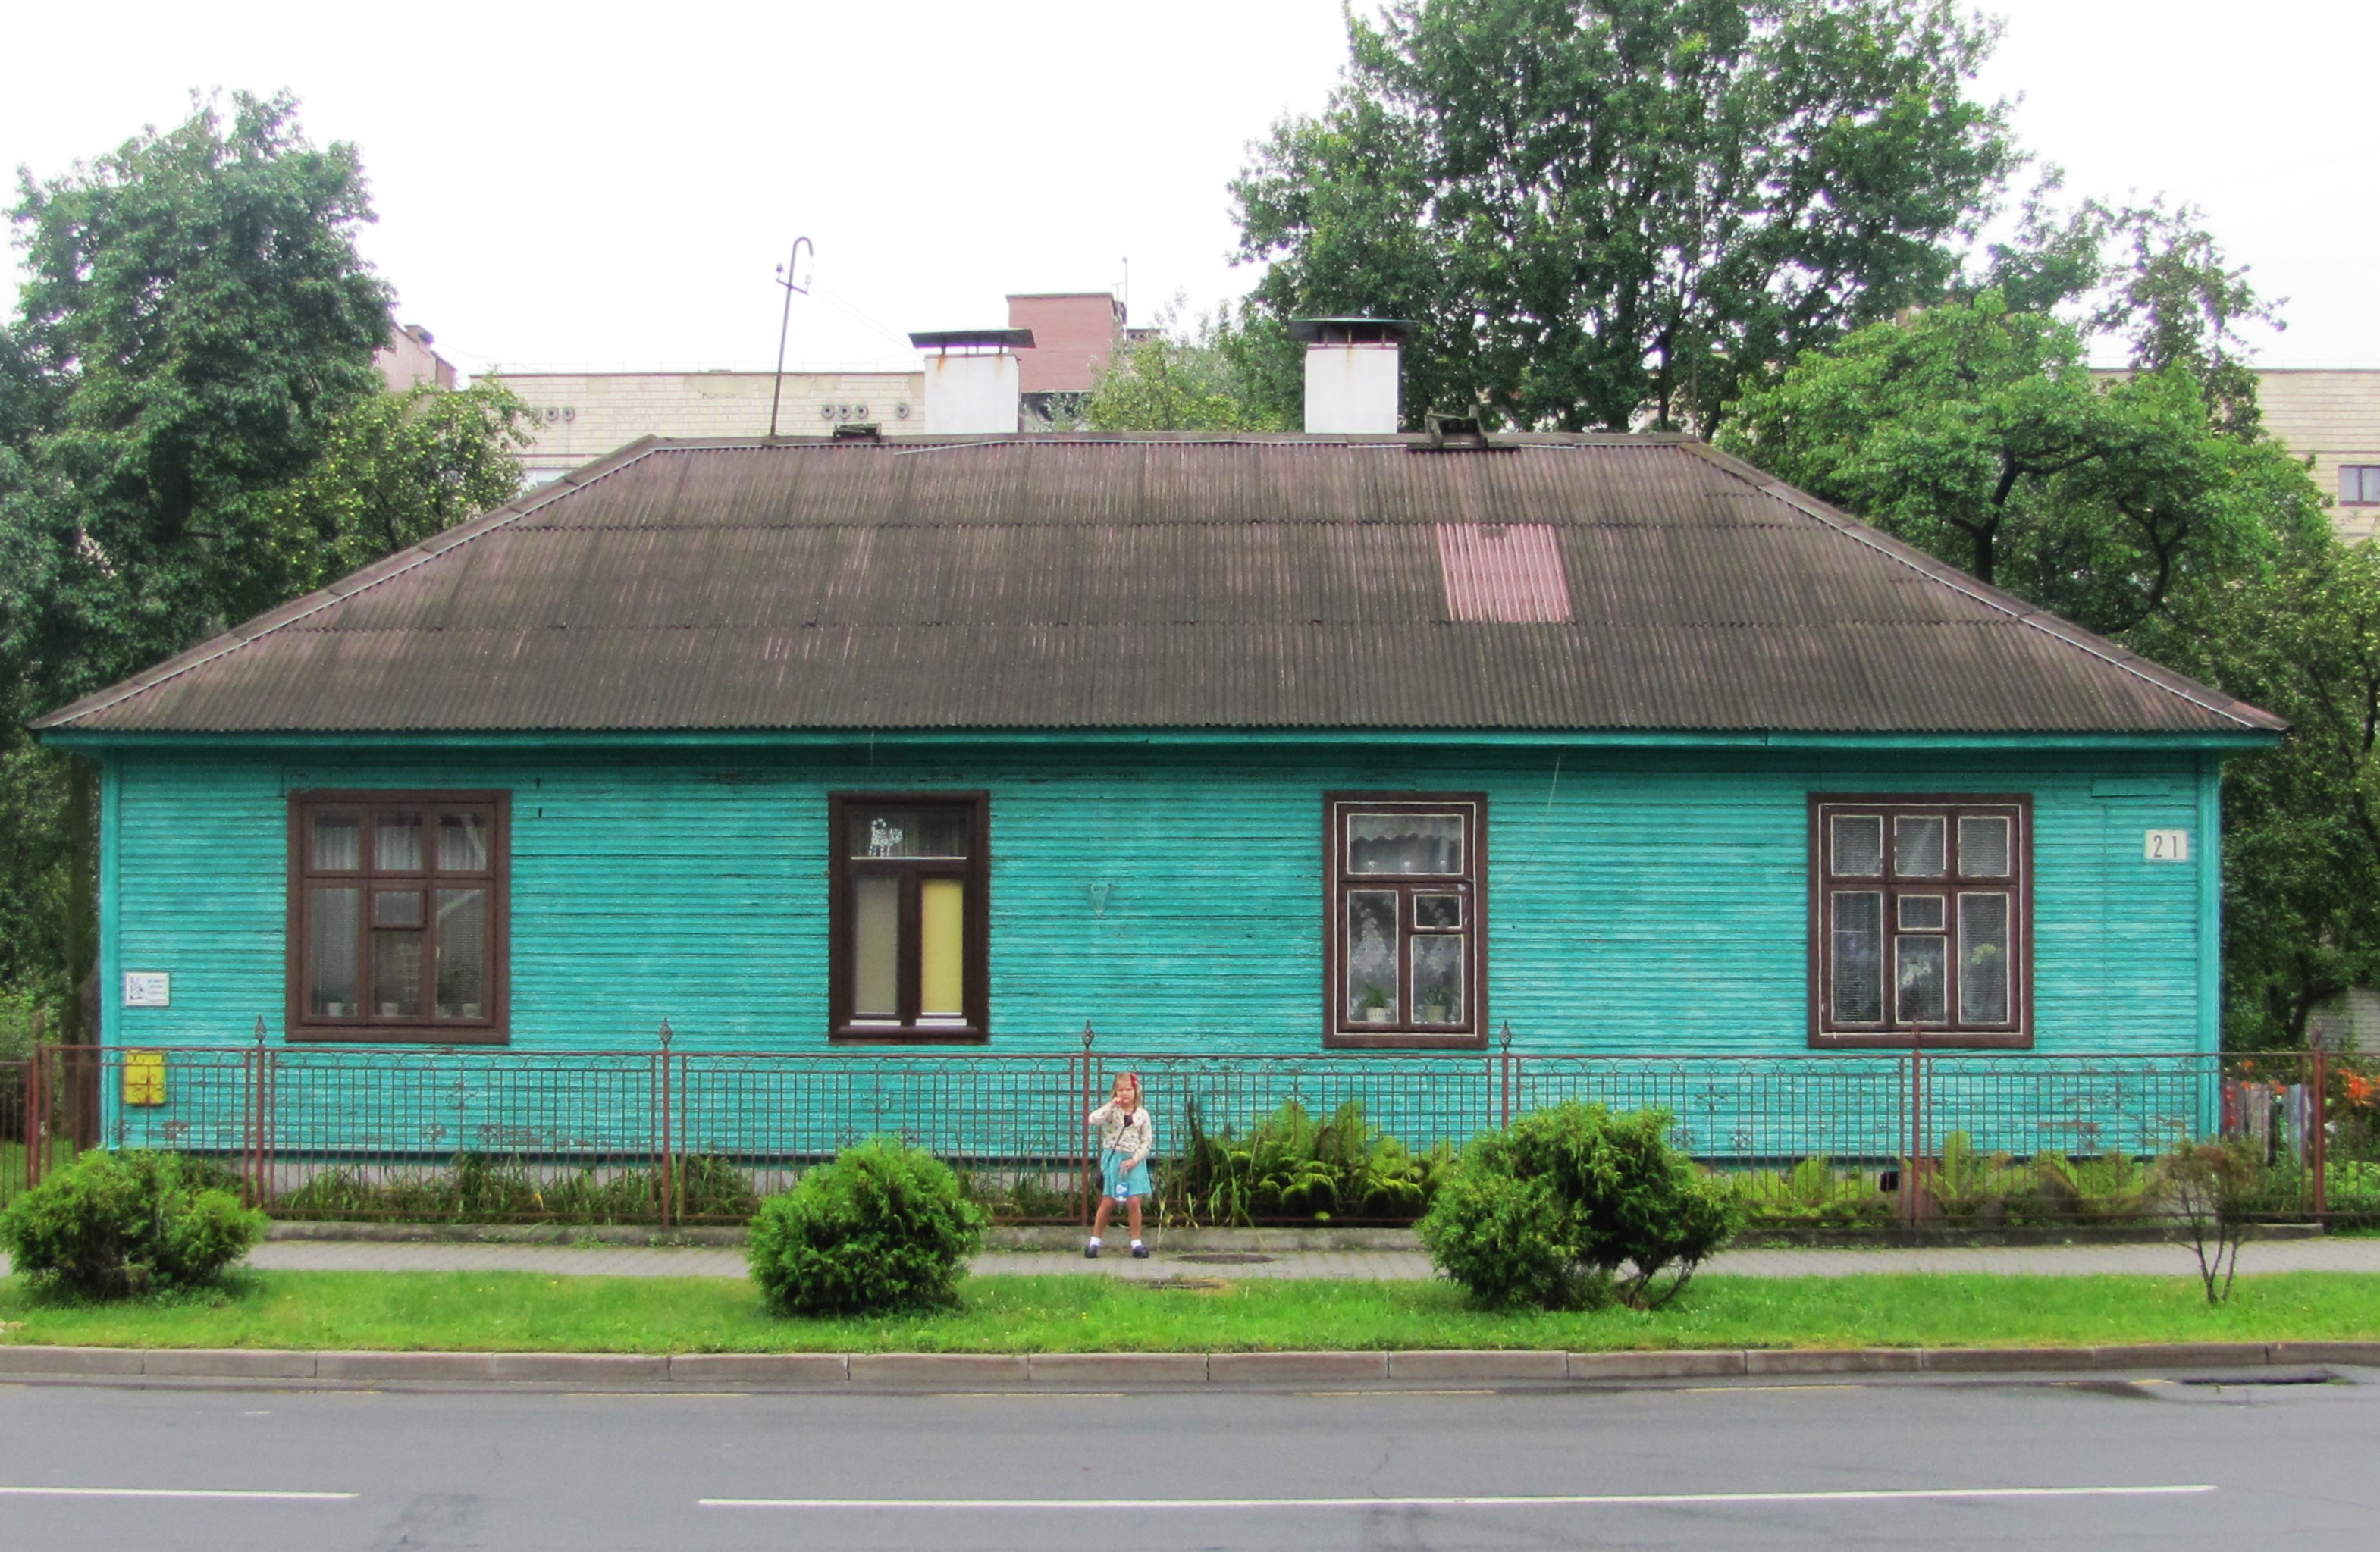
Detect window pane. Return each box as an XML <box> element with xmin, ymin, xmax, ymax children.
<box><xmin>851</xmin><ymin>875</ymin><xmax>902</xmax><ymax>1017</ymax></box>
<box><xmin>1893</xmin><ymin>815</ymin><xmax>1946</xmax><ymax>877</ymax></box>
<box><xmin>308</xmin><ymin>887</ymin><xmax>360</xmax><ymax>1017</ymax></box>
<box><xmin>372</xmin><ymin>930</ymin><xmax>424</xmax><ymax>1017</ymax></box>
<box><xmin>1830</xmin><ymin>815</ymin><xmax>1883</xmax><ymax>877</ymax></box>
<box><xmin>435</xmin><ymin>889</ymin><xmax>488</xmax><ymax>1019</ymax></box>
<box><xmin>849</xmin><ymin>808</ymin><xmax>968</xmax><ymax>860</ymax></box>
<box><xmin>1960</xmin><ymin>893</ymin><xmax>2012</xmax><ymax>1024</ymax></box>
<box><xmin>919</xmin><ymin>878</ymin><xmax>967</xmax><ymax>1021</ymax></box>
<box><xmin>1899</xmin><ymin>893</ymin><xmax>1945</xmax><ymax>932</ymax></box>
<box><xmin>1958</xmin><ymin>815</ymin><xmax>2011</xmax><ymax>878</ymax></box>
<box><xmin>311</xmin><ymin>814</ymin><xmax>361</xmax><ymax>871</ymax></box>
<box><xmin>373</xmin><ymin>889</ymin><xmax>423</xmax><ymax>927</ymax></box>
<box><xmin>1345</xmin><ymin>890</ymin><xmax>1400</xmax><ymax>1022</ymax></box>
<box><xmin>1830</xmin><ymin>891</ymin><xmax>1884</xmax><ymax>1023</ymax></box>
<box><xmin>437</xmin><ymin>812</ymin><xmax>490</xmax><ymax>872</ymax></box>
<box><xmin>1413</xmin><ymin>892</ymin><xmax>1463</xmax><ymax>930</ymax></box>
<box><xmin>1347</xmin><ymin>814</ymin><xmax>1463</xmax><ymax>875</ymax></box>
<box><xmin>1896</xmin><ymin>936</ymin><xmax>1948</xmax><ymax>1024</ymax></box>
<box><xmin>376</xmin><ymin>812</ymin><xmax>424</xmax><ymax>872</ymax></box>
<box><xmin>1412</xmin><ymin>935</ymin><xmax>1464</xmax><ymax>1026</ymax></box>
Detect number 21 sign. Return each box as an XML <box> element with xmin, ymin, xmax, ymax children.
<box><xmin>2143</xmin><ymin>829</ymin><xmax>2190</xmax><ymax>862</ymax></box>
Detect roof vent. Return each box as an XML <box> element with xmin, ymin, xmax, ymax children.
<box><xmin>1414</xmin><ymin>412</ymin><xmax>1510</xmax><ymax>453</ymax></box>
<box><xmin>908</xmin><ymin>329</ymin><xmax>1035</xmax><ymax>434</ymax></box>
<box><xmin>830</xmin><ymin>422</ymin><xmax>883</xmax><ymax>442</ymax></box>
<box><xmin>1290</xmin><ymin>318</ymin><xmax>1411</xmax><ymax>434</ymax></box>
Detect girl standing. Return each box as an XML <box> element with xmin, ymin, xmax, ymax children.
<box><xmin>1087</xmin><ymin>1072</ymin><xmax>1152</xmax><ymax>1259</ymax></box>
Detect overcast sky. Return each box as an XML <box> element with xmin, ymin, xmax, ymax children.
<box><xmin>3</xmin><ymin>2</ymin><xmax>2372</xmax><ymax>376</ymax></box>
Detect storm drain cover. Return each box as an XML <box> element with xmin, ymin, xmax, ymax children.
<box><xmin>1176</xmin><ymin>1252</ymin><xmax>1277</xmax><ymax>1265</ymax></box>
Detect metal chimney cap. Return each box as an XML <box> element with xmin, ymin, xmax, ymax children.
<box><xmin>1288</xmin><ymin>318</ymin><xmax>1415</xmax><ymax>344</ymax></box>
<box><xmin>909</xmin><ymin>328</ymin><xmax>1036</xmax><ymax>353</ymax></box>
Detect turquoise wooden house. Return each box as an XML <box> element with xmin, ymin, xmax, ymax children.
<box><xmin>30</xmin><ymin>344</ymin><xmax>2281</xmax><ymax>1168</ymax></box>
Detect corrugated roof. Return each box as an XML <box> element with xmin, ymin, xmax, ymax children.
<box><xmin>31</xmin><ymin>433</ymin><xmax>2284</xmax><ymax>737</ymax></box>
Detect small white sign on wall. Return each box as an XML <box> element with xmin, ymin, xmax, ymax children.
<box><xmin>2143</xmin><ymin>829</ymin><xmax>2191</xmax><ymax>863</ymax></box>
<box><xmin>121</xmin><ymin>972</ymin><xmax>171</xmax><ymax>1007</ymax></box>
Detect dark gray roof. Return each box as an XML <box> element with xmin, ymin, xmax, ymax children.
<box><xmin>33</xmin><ymin>433</ymin><xmax>2283</xmax><ymax>738</ymax></box>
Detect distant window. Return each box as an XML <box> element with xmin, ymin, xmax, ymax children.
<box><xmin>1327</xmin><ymin>794</ymin><xmax>1487</xmax><ymax>1048</ymax></box>
<box><xmin>1811</xmin><ymin>797</ymin><xmax>2029</xmax><ymax>1049</ymax></box>
<box><xmin>829</xmin><ymin>794</ymin><xmax>989</xmax><ymax>1042</ymax></box>
<box><xmin>290</xmin><ymin>792</ymin><xmax>506</xmax><ymax>1043</ymax></box>
<box><xmin>2341</xmin><ymin>466</ymin><xmax>2380</xmax><ymax>505</ymax></box>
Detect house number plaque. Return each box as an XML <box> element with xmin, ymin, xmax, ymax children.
<box><xmin>2143</xmin><ymin>829</ymin><xmax>2190</xmax><ymax>862</ymax></box>
<box><xmin>122</xmin><ymin>971</ymin><xmax>172</xmax><ymax>1006</ymax></box>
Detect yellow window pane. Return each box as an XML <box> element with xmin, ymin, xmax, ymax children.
<box><xmin>919</xmin><ymin>878</ymin><xmax>966</xmax><ymax>1018</ymax></box>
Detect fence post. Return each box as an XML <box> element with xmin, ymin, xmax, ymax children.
<box><xmin>2311</xmin><ymin>1047</ymin><xmax>2329</xmax><ymax>1220</ymax></box>
<box><xmin>1077</xmin><ymin>1021</ymin><xmax>1096</xmax><ymax>1231</ymax></box>
<box><xmin>247</xmin><ymin>1017</ymin><xmax>270</xmax><ymax>1209</ymax></box>
<box><xmin>1900</xmin><ymin>1049</ymin><xmax>1924</xmax><ymax>1228</ymax></box>
<box><xmin>1497</xmin><ymin>1022</ymin><xmax>1515</xmax><ymax>1130</ymax></box>
<box><xmin>657</xmin><ymin>1021</ymin><xmax>676</xmax><ymax>1230</ymax></box>
<box><xmin>23</xmin><ymin>1042</ymin><xmax>43</xmax><ymax>1191</ymax></box>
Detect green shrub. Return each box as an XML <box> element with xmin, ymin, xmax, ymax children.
<box><xmin>274</xmin><ymin>1152</ymin><xmax>759</xmax><ymax>1225</ymax></box>
<box><xmin>1730</xmin><ymin>1156</ymin><xmax>1893</xmax><ymax>1229</ymax></box>
<box><xmin>0</xmin><ymin>1149</ymin><xmax>267</xmax><ymax>1299</ymax></box>
<box><xmin>1419</xmin><ymin>1102</ymin><xmax>1741</xmax><ymax>1310</ymax></box>
<box><xmin>747</xmin><ymin>1138</ymin><xmax>987</xmax><ymax>1316</ymax></box>
<box><xmin>1167</xmin><ymin>1099</ymin><xmax>1450</xmax><ymax>1225</ymax></box>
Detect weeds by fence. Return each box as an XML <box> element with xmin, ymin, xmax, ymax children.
<box><xmin>2</xmin><ymin>1035</ymin><xmax>2373</xmax><ymax>1230</ymax></box>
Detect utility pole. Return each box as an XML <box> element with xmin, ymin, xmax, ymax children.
<box><xmin>768</xmin><ymin>236</ymin><xmax>815</xmax><ymax>440</ymax></box>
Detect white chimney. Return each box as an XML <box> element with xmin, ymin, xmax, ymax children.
<box><xmin>1292</xmin><ymin>318</ymin><xmax>1411</xmax><ymax>434</ymax></box>
<box><xmin>909</xmin><ymin>329</ymin><xmax>1033</xmax><ymax>434</ymax></box>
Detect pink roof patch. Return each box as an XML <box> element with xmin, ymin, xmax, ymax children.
<box><xmin>1435</xmin><ymin>523</ymin><xmax>1572</xmax><ymax>622</ymax></box>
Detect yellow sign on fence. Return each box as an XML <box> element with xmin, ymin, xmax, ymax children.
<box><xmin>122</xmin><ymin>1049</ymin><xmax>167</xmax><ymax>1107</ymax></box>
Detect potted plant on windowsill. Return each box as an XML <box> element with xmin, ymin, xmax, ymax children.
<box><xmin>1359</xmin><ymin>984</ymin><xmax>1392</xmax><ymax>1024</ymax></box>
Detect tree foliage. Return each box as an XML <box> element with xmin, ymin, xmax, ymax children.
<box><xmin>1718</xmin><ymin>293</ymin><xmax>2325</xmax><ymax>635</ymax></box>
<box><xmin>0</xmin><ymin>94</ymin><xmax>526</xmax><ymax>1016</ymax></box>
<box><xmin>262</xmin><ymin>381</ymin><xmax>531</xmax><ymax>594</ymax></box>
<box><xmin>1083</xmin><ymin>306</ymin><xmax>1285</xmax><ymax>432</ymax></box>
<box><xmin>1717</xmin><ymin>203</ymin><xmax>2366</xmax><ymax>1047</ymax></box>
<box><xmin>3</xmin><ymin>91</ymin><xmax>391</xmax><ymax>715</ymax></box>
<box><xmin>1231</xmin><ymin>0</ymin><xmax>2015</xmax><ymax>432</ymax></box>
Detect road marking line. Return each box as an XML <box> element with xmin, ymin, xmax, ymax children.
<box><xmin>699</xmin><ymin>1485</ymin><xmax>2215</xmax><ymax>1510</ymax></box>
<box><xmin>0</xmin><ymin>1487</ymin><xmax>356</xmax><ymax>1502</ymax></box>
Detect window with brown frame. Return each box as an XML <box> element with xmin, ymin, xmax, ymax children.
<box><xmin>1811</xmin><ymin>795</ymin><xmax>2030</xmax><ymax>1049</ymax></box>
<box><xmin>829</xmin><ymin>793</ymin><xmax>989</xmax><ymax>1043</ymax></box>
<box><xmin>288</xmin><ymin>792</ymin><xmax>508</xmax><ymax>1043</ymax></box>
<box><xmin>1326</xmin><ymin>794</ymin><xmax>1487</xmax><ymax>1049</ymax></box>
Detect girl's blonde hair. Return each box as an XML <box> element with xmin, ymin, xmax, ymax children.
<box><xmin>1112</xmin><ymin>1071</ymin><xmax>1143</xmax><ymax>1107</ymax></box>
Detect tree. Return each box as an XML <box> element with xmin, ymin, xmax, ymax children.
<box><xmin>261</xmin><ymin>381</ymin><xmax>532</xmax><ymax>594</ymax></box>
<box><xmin>2146</xmin><ymin>543</ymin><xmax>2380</xmax><ymax>1046</ymax></box>
<box><xmin>1083</xmin><ymin>306</ymin><xmax>1284</xmax><ymax>432</ymax></box>
<box><xmin>3</xmin><ymin>91</ymin><xmax>393</xmax><ymax>713</ymax></box>
<box><xmin>1231</xmin><ymin>0</ymin><xmax>2015</xmax><ymax>432</ymax></box>
<box><xmin>1718</xmin><ymin>291</ymin><xmax>2325</xmax><ymax>636</ymax></box>
<box><xmin>0</xmin><ymin>96</ymin><xmax>527</xmax><ymax>1026</ymax></box>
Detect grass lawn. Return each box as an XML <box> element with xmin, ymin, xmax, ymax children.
<box><xmin>4</xmin><ymin>1270</ymin><xmax>2378</xmax><ymax>1354</ymax></box>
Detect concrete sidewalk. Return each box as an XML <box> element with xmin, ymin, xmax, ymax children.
<box><xmin>34</xmin><ymin>1234</ymin><xmax>2357</xmax><ymax>1281</ymax></box>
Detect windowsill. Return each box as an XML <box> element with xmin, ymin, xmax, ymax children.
<box><xmin>1325</xmin><ymin>1029</ymin><xmax>1488</xmax><ymax>1051</ymax></box>
<box><xmin>832</xmin><ymin>1025</ymin><xmax>989</xmax><ymax>1046</ymax></box>
<box><xmin>288</xmin><ymin>1025</ymin><xmax>510</xmax><ymax>1046</ymax></box>
<box><xmin>1810</xmin><ymin>1030</ymin><xmax>2030</xmax><ymax>1051</ymax></box>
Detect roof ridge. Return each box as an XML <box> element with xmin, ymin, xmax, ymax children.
<box><xmin>30</xmin><ymin>440</ymin><xmax>666</xmax><ymax>730</ymax></box>
<box><xmin>1673</xmin><ymin>441</ymin><xmax>2283</xmax><ymax>733</ymax></box>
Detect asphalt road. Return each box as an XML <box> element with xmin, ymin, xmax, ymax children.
<box><xmin>2</xmin><ymin>1371</ymin><xmax>2375</xmax><ymax>1550</ymax></box>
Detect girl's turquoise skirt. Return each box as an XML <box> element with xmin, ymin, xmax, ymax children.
<box><xmin>1100</xmin><ymin>1149</ymin><xmax>1152</xmax><ymax>1199</ymax></box>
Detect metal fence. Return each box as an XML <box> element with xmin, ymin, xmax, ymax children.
<box><xmin>2</xmin><ymin>1032</ymin><xmax>2372</xmax><ymax>1228</ymax></box>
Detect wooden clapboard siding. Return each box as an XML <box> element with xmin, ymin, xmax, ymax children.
<box><xmin>102</xmin><ymin>743</ymin><xmax>2213</xmax><ymax>1058</ymax></box>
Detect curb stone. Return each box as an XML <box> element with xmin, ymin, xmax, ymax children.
<box><xmin>0</xmin><ymin>1341</ymin><xmax>2372</xmax><ymax>1389</ymax></box>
